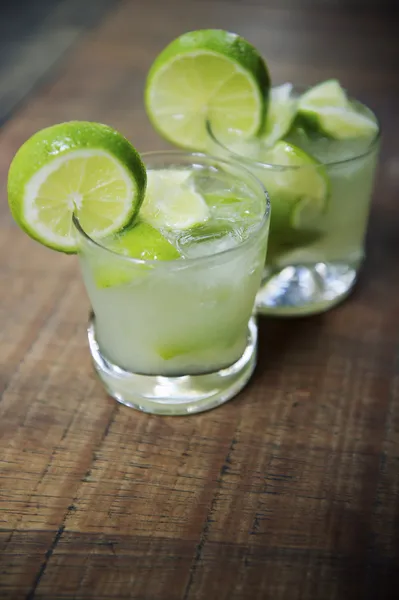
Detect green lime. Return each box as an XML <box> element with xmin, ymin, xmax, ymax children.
<box><xmin>94</xmin><ymin>221</ymin><xmax>181</xmax><ymax>288</ymax></box>
<box><xmin>7</xmin><ymin>121</ymin><xmax>146</xmax><ymax>253</ymax></box>
<box><xmin>145</xmin><ymin>29</ymin><xmax>270</xmax><ymax>151</ymax></box>
<box><xmin>298</xmin><ymin>80</ymin><xmax>378</xmax><ymax>139</ymax></box>
<box><xmin>261</xmin><ymin>83</ymin><xmax>297</xmax><ymax>147</ymax></box>
<box><xmin>140</xmin><ymin>169</ymin><xmax>210</xmax><ymax>229</ymax></box>
<box><xmin>260</xmin><ymin>141</ymin><xmax>329</xmax><ymax>233</ymax></box>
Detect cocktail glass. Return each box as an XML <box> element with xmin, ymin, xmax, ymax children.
<box><xmin>73</xmin><ymin>151</ymin><xmax>270</xmax><ymax>415</ymax></box>
<box><xmin>207</xmin><ymin>88</ymin><xmax>380</xmax><ymax>316</ymax></box>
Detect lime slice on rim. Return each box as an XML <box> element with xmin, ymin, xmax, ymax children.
<box><xmin>7</xmin><ymin>121</ymin><xmax>146</xmax><ymax>253</ymax></box>
<box><xmin>140</xmin><ymin>169</ymin><xmax>210</xmax><ymax>229</ymax></box>
<box><xmin>260</xmin><ymin>141</ymin><xmax>329</xmax><ymax>233</ymax></box>
<box><xmin>145</xmin><ymin>29</ymin><xmax>270</xmax><ymax>151</ymax></box>
<box><xmin>298</xmin><ymin>80</ymin><xmax>378</xmax><ymax>139</ymax></box>
<box><xmin>261</xmin><ymin>83</ymin><xmax>297</xmax><ymax>147</ymax></box>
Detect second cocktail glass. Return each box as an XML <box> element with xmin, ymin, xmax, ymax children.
<box><xmin>207</xmin><ymin>92</ymin><xmax>380</xmax><ymax>316</ymax></box>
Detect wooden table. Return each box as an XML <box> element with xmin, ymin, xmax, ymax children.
<box><xmin>1</xmin><ymin>1</ymin><xmax>398</xmax><ymax>598</ymax></box>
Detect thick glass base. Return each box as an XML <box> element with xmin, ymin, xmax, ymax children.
<box><xmin>88</xmin><ymin>315</ymin><xmax>258</xmax><ymax>415</ymax></box>
<box><xmin>256</xmin><ymin>262</ymin><xmax>358</xmax><ymax>317</ymax></box>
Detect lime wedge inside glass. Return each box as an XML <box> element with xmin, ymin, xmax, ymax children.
<box><xmin>298</xmin><ymin>80</ymin><xmax>378</xmax><ymax>139</ymax></box>
<box><xmin>93</xmin><ymin>221</ymin><xmax>181</xmax><ymax>288</ymax></box>
<box><xmin>261</xmin><ymin>83</ymin><xmax>297</xmax><ymax>148</ymax></box>
<box><xmin>260</xmin><ymin>141</ymin><xmax>329</xmax><ymax>233</ymax></box>
<box><xmin>299</xmin><ymin>106</ymin><xmax>378</xmax><ymax>139</ymax></box>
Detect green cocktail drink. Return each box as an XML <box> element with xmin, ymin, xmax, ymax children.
<box><xmin>7</xmin><ymin>122</ymin><xmax>269</xmax><ymax>416</ymax></box>
<box><xmin>74</xmin><ymin>151</ymin><xmax>270</xmax><ymax>414</ymax></box>
<box><xmin>207</xmin><ymin>83</ymin><xmax>380</xmax><ymax>315</ymax></box>
<box><xmin>144</xmin><ymin>31</ymin><xmax>380</xmax><ymax>316</ymax></box>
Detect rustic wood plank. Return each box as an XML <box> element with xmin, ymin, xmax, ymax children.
<box><xmin>0</xmin><ymin>0</ymin><xmax>398</xmax><ymax>599</ymax></box>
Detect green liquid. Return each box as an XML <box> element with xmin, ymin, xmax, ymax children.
<box><xmin>77</xmin><ymin>166</ymin><xmax>268</xmax><ymax>375</ymax></box>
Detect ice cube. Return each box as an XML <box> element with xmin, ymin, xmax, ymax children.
<box><xmin>176</xmin><ymin>225</ymin><xmax>241</xmax><ymax>259</ymax></box>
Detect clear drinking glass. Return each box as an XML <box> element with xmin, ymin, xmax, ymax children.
<box><xmin>207</xmin><ymin>89</ymin><xmax>380</xmax><ymax>316</ymax></box>
<box><xmin>73</xmin><ymin>152</ymin><xmax>270</xmax><ymax>415</ymax></box>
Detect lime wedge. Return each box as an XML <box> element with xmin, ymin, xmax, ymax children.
<box><xmin>106</xmin><ymin>221</ymin><xmax>180</xmax><ymax>260</ymax></box>
<box><xmin>299</xmin><ymin>79</ymin><xmax>349</xmax><ymax>109</ymax></box>
<box><xmin>298</xmin><ymin>80</ymin><xmax>378</xmax><ymax>139</ymax></box>
<box><xmin>145</xmin><ymin>29</ymin><xmax>270</xmax><ymax>151</ymax></box>
<box><xmin>298</xmin><ymin>106</ymin><xmax>378</xmax><ymax>140</ymax></box>
<box><xmin>291</xmin><ymin>195</ymin><xmax>327</xmax><ymax>230</ymax></box>
<box><xmin>260</xmin><ymin>141</ymin><xmax>329</xmax><ymax>233</ymax></box>
<box><xmin>140</xmin><ymin>169</ymin><xmax>210</xmax><ymax>229</ymax></box>
<box><xmin>7</xmin><ymin>122</ymin><xmax>146</xmax><ymax>253</ymax></box>
<box><xmin>261</xmin><ymin>83</ymin><xmax>297</xmax><ymax>147</ymax></box>
<box><xmin>94</xmin><ymin>222</ymin><xmax>181</xmax><ymax>288</ymax></box>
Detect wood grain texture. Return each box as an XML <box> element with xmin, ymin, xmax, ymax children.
<box><xmin>0</xmin><ymin>0</ymin><xmax>398</xmax><ymax>598</ymax></box>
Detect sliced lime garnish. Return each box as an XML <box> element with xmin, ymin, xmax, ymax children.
<box><xmin>261</xmin><ymin>83</ymin><xmax>297</xmax><ymax>147</ymax></box>
<box><xmin>140</xmin><ymin>169</ymin><xmax>210</xmax><ymax>230</ymax></box>
<box><xmin>145</xmin><ymin>29</ymin><xmax>270</xmax><ymax>151</ymax></box>
<box><xmin>7</xmin><ymin>121</ymin><xmax>146</xmax><ymax>252</ymax></box>
<box><xmin>260</xmin><ymin>141</ymin><xmax>329</xmax><ymax>233</ymax></box>
<box><xmin>298</xmin><ymin>80</ymin><xmax>378</xmax><ymax>139</ymax></box>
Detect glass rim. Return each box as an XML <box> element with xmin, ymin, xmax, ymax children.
<box><xmin>72</xmin><ymin>150</ymin><xmax>271</xmax><ymax>266</ymax></box>
<box><xmin>206</xmin><ymin>98</ymin><xmax>381</xmax><ymax>170</ymax></box>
